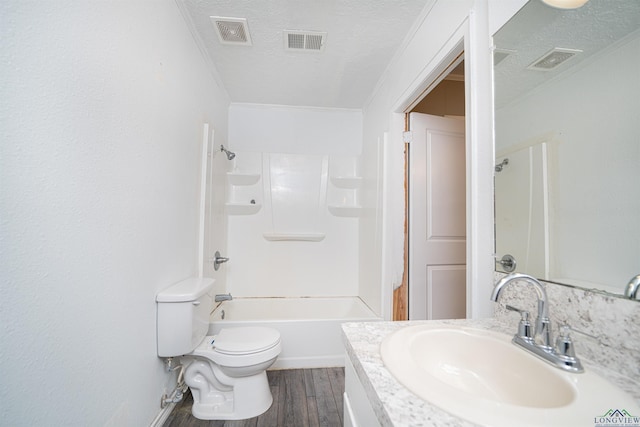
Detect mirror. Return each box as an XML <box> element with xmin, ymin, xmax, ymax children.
<box><xmin>493</xmin><ymin>0</ymin><xmax>640</xmax><ymax>298</ymax></box>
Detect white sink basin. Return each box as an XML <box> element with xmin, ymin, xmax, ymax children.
<box><xmin>380</xmin><ymin>324</ymin><xmax>640</xmax><ymax>427</ymax></box>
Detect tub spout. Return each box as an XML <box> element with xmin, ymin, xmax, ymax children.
<box><xmin>215</xmin><ymin>293</ymin><xmax>232</xmax><ymax>302</ymax></box>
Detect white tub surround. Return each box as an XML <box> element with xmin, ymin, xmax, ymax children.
<box><xmin>210</xmin><ymin>297</ymin><xmax>380</xmax><ymax>369</ymax></box>
<box><xmin>226</xmin><ymin>104</ymin><xmax>364</xmax><ymax>300</ymax></box>
<box><xmin>342</xmin><ymin>318</ymin><xmax>640</xmax><ymax>427</ymax></box>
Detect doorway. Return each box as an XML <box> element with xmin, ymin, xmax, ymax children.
<box><xmin>394</xmin><ymin>58</ymin><xmax>468</xmax><ymax>320</ymax></box>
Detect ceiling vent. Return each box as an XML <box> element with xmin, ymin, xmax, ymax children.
<box><xmin>528</xmin><ymin>48</ymin><xmax>582</xmax><ymax>71</ymax></box>
<box><xmin>210</xmin><ymin>17</ymin><xmax>252</xmax><ymax>46</ymax></box>
<box><xmin>284</xmin><ymin>30</ymin><xmax>327</xmax><ymax>52</ymax></box>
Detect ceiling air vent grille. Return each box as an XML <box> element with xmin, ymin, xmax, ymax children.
<box><xmin>528</xmin><ymin>48</ymin><xmax>582</xmax><ymax>71</ymax></box>
<box><xmin>210</xmin><ymin>17</ymin><xmax>252</xmax><ymax>46</ymax></box>
<box><xmin>284</xmin><ymin>30</ymin><xmax>327</xmax><ymax>52</ymax></box>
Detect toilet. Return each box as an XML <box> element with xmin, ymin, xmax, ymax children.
<box><xmin>156</xmin><ymin>278</ymin><xmax>281</xmax><ymax>420</ymax></box>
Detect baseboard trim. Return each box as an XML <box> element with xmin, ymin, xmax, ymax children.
<box><xmin>271</xmin><ymin>354</ymin><xmax>345</xmax><ymax>370</ymax></box>
<box><xmin>148</xmin><ymin>402</ymin><xmax>177</xmax><ymax>427</ymax></box>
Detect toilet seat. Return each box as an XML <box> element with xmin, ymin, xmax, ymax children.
<box><xmin>190</xmin><ymin>327</ymin><xmax>281</xmax><ymax>368</ymax></box>
<box><xmin>213</xmin><ymin>327</ymin><xmax>281</xmax><ymax>355</ymax></box>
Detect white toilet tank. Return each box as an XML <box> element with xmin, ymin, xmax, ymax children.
<box><xmin>156</xmin><ymin>277</ymin><xmax>215</xmax><ymax>357</ymax></box>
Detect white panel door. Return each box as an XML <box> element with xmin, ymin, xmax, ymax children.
<box><xmin>409</xmin><ymin>113</ymin><xmax>466</xmax><ymax>320</ymax></box>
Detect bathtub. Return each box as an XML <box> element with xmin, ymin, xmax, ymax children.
<box><xmin>208</xmin><ymin>297</ymin><xmax>381</xmax><ymax>369</ymax></box>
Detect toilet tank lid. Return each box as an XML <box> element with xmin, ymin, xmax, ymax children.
<box><xmin>156</xmin><ymin>278</ymin><xmax>215</xmax><ymax>302</ymax></box>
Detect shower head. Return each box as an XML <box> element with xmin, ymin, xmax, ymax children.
<box><xmin>220</xmin><ymin>145</ymin><xmax>236</xmax><ymax>161</ymax></box>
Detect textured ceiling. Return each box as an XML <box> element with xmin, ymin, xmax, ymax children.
<box><xmin>494</xmin><ymin>0</ymin><xmax>640</xmax><ymax>108</ymax></box>
<box><xmin>178</xmin><ymin>0</ymin><xmax>431</xmax><ymax>109</ymax></box>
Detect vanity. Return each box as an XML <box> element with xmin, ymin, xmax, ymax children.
<box><xmin>344</xmin><ymin>271</ymin><xmax>640</xmax><ymax>426</ymax></box>
<box><xmin>343</xmin><ymin>290</ymin><xmax>640</xmax><ymax>427</ymax></box>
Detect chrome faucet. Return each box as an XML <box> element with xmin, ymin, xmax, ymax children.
<box><xmin>214</xmin><ymin>293</ymin><xmax>232</xmax><ymax>302</ymax></box>
<box><xmin>491</xmin><ymin>273</ymin><xmax>552</xmax><ymax>348</ymax></box>
<box><xmin>491</xmin><ymin>273</ymin><xmax>583</xmax><ymax>373</ymax></box>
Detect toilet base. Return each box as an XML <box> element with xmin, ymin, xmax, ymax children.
<box><xmin>189</xmin><ymin>369</ymin><xmax>274</xmax><ymax>420</ymax></box>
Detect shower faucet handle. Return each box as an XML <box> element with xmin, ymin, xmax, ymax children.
<box><xmin>212</xmin><ymin>251</ymin><xmax>229</xmax><ymax>271</ymax></box>
<box><xmin>495</xmin><ymin>254</ymin><xmax>517</xmax><ymax>272</ymax></box>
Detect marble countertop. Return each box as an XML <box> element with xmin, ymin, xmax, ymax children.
<box><xmin>341</xmin><ymin>318</ymin><xmax>640</xmax><ymax>427</ymax></box>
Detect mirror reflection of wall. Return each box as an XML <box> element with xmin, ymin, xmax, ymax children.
<box><xmin>495</xmin><ymin>144</ymin><xmax>549</xmax><ymax>280</ymax></box>
<box><xmin>493</xmin><ymin>0</ymin><xmax>640</xmax><ymax>298</ymax></box>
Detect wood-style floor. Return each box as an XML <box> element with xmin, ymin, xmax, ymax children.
<box><xmin>164</xmin><ymin>368</ymin><xmax>345</xmax><ymax>427</ymax></box>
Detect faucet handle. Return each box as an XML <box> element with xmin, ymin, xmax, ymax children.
<box><xmin>554</xmin><ymin>324</ymin><xmax>584</xmax><ymax>372</ymax></box>
<box><xmin>555</xmin><ymin>325</ymin><xmax>576</xmax><ymax>358</ymax></box>
<box><xmin>506</xmin><ymin>305</ymin><xmax>533</xmax><ymax>342</ymax></box>
<box><xmin>506</xmin><ymin>304</ymin><xmax>522</xmax><ymax>313</ymax></box>
<box><xmin>212</xmin><ymin>251</ymin><xmax>230</xmax><ymax>271</ymax></box>
<box><xmin>562</xmin><ymin>324</ymin><xmax>598</xmax><ymax>341</ymax></box>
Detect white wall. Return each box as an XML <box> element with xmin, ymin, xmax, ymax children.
<box><xmin>360</xmin><ymin>0</ymin><xmax>527</xmax><ymax>319</ymax></box>
<box><xmin>496</xmin><ymin>30</ymin><xmax>640</xmax><ymax>292</ymax></box>
<box><xmin>226</xmin><ymin>104</ymin><xmax>363</xmax><ymax>297</ymax></box>
<box><xmin>0</xmin><ymin>1</ymin><xmax>229</xmax><ymax>426</ymax></box>
<box><xmin>229</xmin><ymin>103</ymin><xmax>362</xmax><ymax>155</ymax></box>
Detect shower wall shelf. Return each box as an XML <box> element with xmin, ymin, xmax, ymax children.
<box><xmin>225</xmin><ymin>163</ymin><xmax>261</xmax><ymax>215</ymax></box>
<box><xmin>327</xmin><ymin>175</ymin><xmax>362</xmax><ymax>218</ymax></box>
<box><xmin>227</xmin><ymin>172</ymin><xmax>260</xmax><ymax>186</ymax></box>
<box><xmin>330</xmin><ymin>176</ymin><xmax>363</xmax><ymax>189</ymax></box>
<box><xmin>327</xmin><ymin>157</ymin><xmax>362</xmax><ymax>218</ymax></box>
<box><xmin>225</xmin><ymin>203</ymin><xmax>262</xmax><ymax>215</ymax></box>
<box><xmin>328</xmin><ymin>205</ymin><xmax>363</xmax><ymax>217</ymax></box>
<box><xmin>263</xmin><ymin>233</ymin><xmax>325</xmax><ymax>242</ymax></box>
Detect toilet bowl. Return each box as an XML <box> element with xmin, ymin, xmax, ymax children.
<box><xmin>156</xmin><ymin>278</ymin><xmax>282</xmax><ymax>421</ymax></box>
<box><xmin>183</xmin><ymin>327</ymin><xmax>282</xmax><ymax>420</ymax></box>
